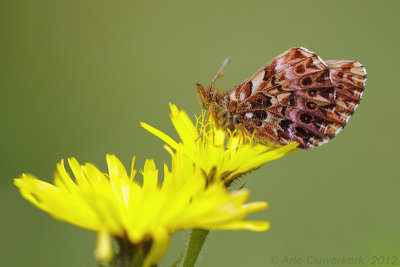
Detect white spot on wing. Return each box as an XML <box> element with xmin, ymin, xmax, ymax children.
<box><xmin>251</xmin><ymin>72</ymin><xmax>264</xmax><ymax>93</ymax></box>
<box><xmin>245</xmin><ymin>113</ymin><xmax>253</xmax><ymax>118</ymax></box>
<box><xmin>316</xmin><ymin>137</ymin><xmax>331</xmax><ymax>147</ymax></box>
<box><xmin>276</xmin><ymin>57</ymin><xmax>285</xmax><ymax>70</ymax></box>
<box><xmin>229</xmin><ymin>91</ymin><xmax>237</xmax><ymax>100</ymax></box>
<box><xmin>299</xmin><ymin>47</ymin><xmax>314</xmax><ymax>54</ymax></box>
<box><xmin>239</xmin><ymin>92</ymin><xmax>245</xmax><ymax>101</ymax></box>
<box><xmin>317</xmin><ymin>55</ymin><xmax>328</xmax><ymax>69</ymax></box>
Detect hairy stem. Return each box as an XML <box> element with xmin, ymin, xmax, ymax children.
<box><xmin>181</xmin><ymin>229</ymin><xmax>209</xmax><ymax>267</ymax></box>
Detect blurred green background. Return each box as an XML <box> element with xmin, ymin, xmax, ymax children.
<box><xmin>1</xmin><ymin>1</ymin><xmax>399</xmax><ymax>266</ymax></box>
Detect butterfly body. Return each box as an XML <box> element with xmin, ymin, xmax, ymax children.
<box><xmin>197</xmin><ymin>47</ymin><xmax>366</xmax><ymax>149</ymax></box>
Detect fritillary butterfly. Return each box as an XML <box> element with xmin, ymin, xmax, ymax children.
<box><xmin>197</xmin><ymin>47</ymin><xmax>366</xmax><ymax>148</ymax></box>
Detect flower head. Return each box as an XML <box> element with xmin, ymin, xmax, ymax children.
<box><xmin>14</xmin><ymin>154</ymin><xmax>268</xmax><ymax>266</ymax></box>
<box><xmin>141</xmin><ymin>104</ymin><xmax>298</xmax><ymax>185</ymax></box>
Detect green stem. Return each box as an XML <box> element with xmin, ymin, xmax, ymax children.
<box><xmin>181</xmin><ymin>229</ymin><xmax>209</xmax><ymax>267</ymax></box>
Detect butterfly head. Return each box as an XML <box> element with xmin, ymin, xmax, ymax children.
<box><xmin>196</xmin><ymin>83</ymin><xmax>218</xmax><ymax>109</ymax></box>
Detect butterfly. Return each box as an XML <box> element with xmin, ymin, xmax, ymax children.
<box><xmin>197</xmin><ymin>47</ymin><xmax>366</xmax><ymax>149</ymax></box>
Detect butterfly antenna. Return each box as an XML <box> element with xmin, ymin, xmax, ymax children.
<box><xmin>209</xmin><ymin>57</ymin><xmax>231</xmax><ymax>89</ymax></box>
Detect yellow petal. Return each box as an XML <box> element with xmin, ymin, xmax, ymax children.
<box><xmin>242</xmin><ymin>201</ymin><xmax>268</xmax><ymax>213</ymax></box>
<box><xmin>94</xmin><ymin>230</ymin><xmax>113</xmax><ymax>262</ymax></box>
<box><xmin>142</xmin><ymin>159</ymin><xmax>158</xmax><ymax>193</ymax></box>
<box><xmin>68</xmin><ymin>157</ymin><xmax>88</xmax><ymax>186</ymax></box>
<box><xmin>54</xmin><ymin>159</ymin><xmax>76</xmax><ymax>191</ymax></box>
<box><xmin>140</xmin><ymin>122</ymin><xmax>179</xmax><ymax>150</ymax></box>
<box><xmin>107</xmin><ymin>154</ymin><xmax>128</xmax><ymax>180</ymax></box>
<box><xmin>142</xmin><ymin>227</ymin><xmax>170</xmax><ymax>267</ymax></box>
<box><xmin>169</xmin><ymin>103</ymin><xmax>198</xmax><ymax>145</ymax></box>
<box><xmin>130</xmin><ymin>156</ymin><xmax>137</xmax><ymax>180</ymax></box>
<box><xmin>14</xmin><ymin>174</ymin><xmax>62</xmax><ymax>212</ymax></box>
<box><xmin>209</xmin><ymin>220</ymin><xmax>270</xmax><ymax>231</ymax></box>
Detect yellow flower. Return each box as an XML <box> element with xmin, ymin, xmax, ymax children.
<box><xmin>14</xmin><ymin>154</ymin><xmax>268</xmax><ymax>267</ymax></box>
<box><xmin>141</xmin><ymin>103</ymin><xmax>298</xmax><ymax>185</ymax></box>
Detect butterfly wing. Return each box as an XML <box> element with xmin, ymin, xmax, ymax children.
<box><xmin>227</xmin><ymin>47</ymin><xmax>321</xmax><ymax>102</ymax></box>
<box><xmin>228</xmin><ymin>48</ymin><xmax>366</xmax><ymax>148</ymax></box>
<box><xmin>325</xmin><ymin>60</ymin><xmax>366</xmax><ymax>123</ymax></box>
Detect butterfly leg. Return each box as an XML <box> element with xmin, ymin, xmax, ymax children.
<box><xmin>234</xmin><ymin>123</ymin><xmax>247</xmax><ymax>145</ymax></box>
<box><xmin>194</xmin><ymin>103</ymin><xmax>214</xmax><ymax>142</ymax></box>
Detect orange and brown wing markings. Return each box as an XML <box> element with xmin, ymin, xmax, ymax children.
<box><xmin>263</xmin><ymin>47</ymin><xmax>316</xmax><ymax>82</ymax></box>
<box><xmin>227</xmin><ymin>47</ymin><xmax>319</xmax><ymax>103</ymax></box>
<box><xmin>326</xmin><ymin>60</ymin><xmax>366</xmax><ymax>118</ymax></box>
<box><xmin>236</xmin><ymin>111</ymin><xmax>294</xmax><ymax>147</ymax></box>
<box><xmin>332</xmin><ymin>80</ymin><xmax>363</xmax><ymax>101</ymax></box>
<box><xmin>233</xmin><ymin>48</ymin><xmax>337</xmax><ymax>148</ymax></box>
<box><xmin>261</xmin><ymin>56</ymin><xmax>329</xmax><ymax>90</ymax></box>
<box><xmin>222</xmin><ymin>50</ymin><xmax>366</xmax><ymax>149</ymax></box>
<box><xmin>325</xmin><ymin>60</ymin><xmax>366</xmax><ymax>77</ymax></box>
<box><xmin>268</xmin><ymin>105</ymin><xmax>341</xmax><ymax>137</ymax></box>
